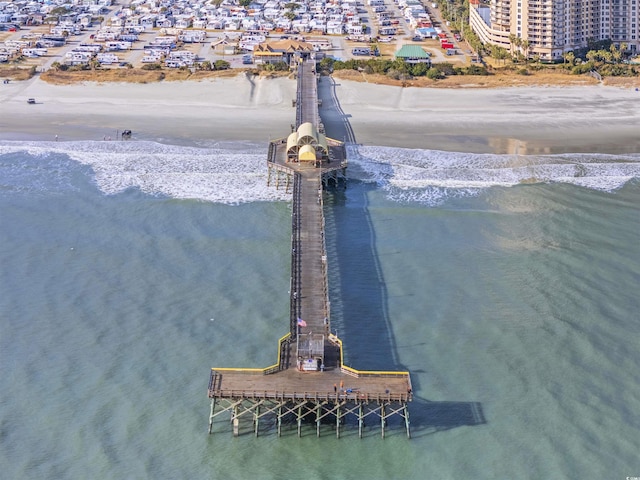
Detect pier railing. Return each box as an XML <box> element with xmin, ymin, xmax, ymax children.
<box><xmin>328</xmin><ymin>334</ymin><xmax>412</xmax><ymax>384</ymax></box>
<box><xmin>208</xmin><ymin>332</ymin><xmax>292</xmax><ymax>390</ymax></box>
<box><xmin>267</xmin><ymin>139</ymin><xmax>278</xmax><ymax>163</ymax></box>
<box><xmin>295</xmin><ymin>62</ymin><xmax>303</xmax><ymax>127</ymax></box>
<box><xmin>290</xmin><ymin>172</ymin><xmax>302</xmax><ymax>337</ymax></box>
<box><xmin>317</xmin><ymin>172</ymin><xmax>331</xmax><ymax>327</ymax></box>
<box><xmin>209</xmin><ymin>389</ymin><xmax>410</xmax><ymax>403</ymax></box>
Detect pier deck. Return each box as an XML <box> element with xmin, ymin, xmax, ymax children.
<box><xmin>208</xmin><ymin>60</ymin><xmax>412</xmax><ymax>438</ymax></box>
<box><xmin>210</xmin><ymin>368</ymin><xmax>410</xmax><ymax>403</ymax></box>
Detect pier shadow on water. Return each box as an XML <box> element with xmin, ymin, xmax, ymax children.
<box><xmin>318</xmin><ymin>76</ymin><xmax>486</xmax><ymax>435</ymax></box>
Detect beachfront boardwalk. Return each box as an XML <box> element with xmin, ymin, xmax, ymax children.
<box><xmin>208</xmin><ymin>60</ymin><xmax>412</xmax><ymax>438</ymax></box>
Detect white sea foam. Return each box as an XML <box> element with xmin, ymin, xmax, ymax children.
<box><xmin>0</xmin><ymin>140</ymin><xmax>292</xmax><ymax>203</ymax></box>
<box><xmin>1</xmin><ymin>140</ymin><xmax>639</xmax><ymax>205</ymax></box>
<box><xmin>349</xmin><ymin>145</ymin><xmax>640</xmax><ymax>205</ymax></box>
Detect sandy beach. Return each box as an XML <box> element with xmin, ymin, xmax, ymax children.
<box><xmin>2</xmin><ymin>73</ymin><xmax>640</xmax><ymax>154</ymax></box>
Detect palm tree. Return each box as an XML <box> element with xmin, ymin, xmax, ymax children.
<box><xmin>520</xmin><ymin>39</ymin><xmax>530</xmax><ymax>61</ymax></box>
<box><xmin>508</xmin><ymin>33</ymin><xmax>517</xmax><ymax>56</ymax></box>
<box><xmin>610</xmin><ymin>43</ymin><xmax>623</xmax><ymax>63</ymax></box>
<box><xmin>563</xmin><ymin>51</ymin><xmax>575</xmax><ymax>66</ymax></box>
<box><xmin>620</xmin><ymin>42</ymin><xmax>628</xmax><ymax>55</ymax></box>
<box><xmin>510</xmin><ymin>36</ymin><xmax>523</xmax><ymax>61</ymax></box>
<box><xmin>491</xmin><ymin>45</ymin><xmax>509</xmax><ymax>65</ymax></box>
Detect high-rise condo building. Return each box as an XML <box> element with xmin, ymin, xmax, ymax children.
<box><xmin>469</xmin><ymin>0</ymin><xmax>639</xmax><ymax>60</ymax></box>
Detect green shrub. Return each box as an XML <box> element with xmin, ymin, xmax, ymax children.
<box><xmin>386</xmin><ymin>69</ymin><xmax>402</xmax><ymax>80</ymax></box>
<box><xmin>432</xmin><ymin>62</ymin><xmax>456</xmax><ymax>76</ymax></box>
<box><xmin>426</xmin><ymin>67</ymin><xmax>442</xmax><ymax>80</ymax></box>
<box><xmin>142</xmin><ymin>63</ymin><xmax>162</xmax><ymax>70</ymax></box>
<box><xmin>272</xmin><ymin>61</ymin><xmax>289</xmax><ymax>71</ymax></box>
<box><xmin>464</xmin><ymin>65</ymin><xmax>489</xmax><ymax>75</ymax></box>
<box><xmin>410</xmin><ymin>62</ymin><xmax>429</xmax><ymax>77</ymax></box>
<box><xmin>571</xmin><ymin>63</ymin><xmax>593</xmax><ymax>75</ymax></box>
<box><xmin>214</xmin><ymin>60</ymin><xmax>231</xmax><ymax>70</ymax></box>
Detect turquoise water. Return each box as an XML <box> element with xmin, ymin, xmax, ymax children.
<box><xmin>0</xmin><ymin>141</ymin><xmax>639</xmax><ymax>479</ymax></box>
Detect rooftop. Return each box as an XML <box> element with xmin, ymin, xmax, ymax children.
<box><xmin>395</xmin><ymin>44</ymin><xmax>430</xmax><ymax>59</ymax></box>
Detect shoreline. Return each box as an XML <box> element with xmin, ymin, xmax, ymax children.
<box><xmin>2</xmin><ymin>74</ymin><xmax>640</xmax><ymax>155</ymax></box>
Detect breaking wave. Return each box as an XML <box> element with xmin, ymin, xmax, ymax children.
<box><xmin>1</xmin><ymin>140</ymin><xmax>639</xmax><ymax>205</ymax></box>
<box><xmin>349</xmin><ymin>145</ymin><xmax>640</xmax><ymax>205</ymax></box>
<box><xmin>0</xmin><ymin>140</ymin><xmax>291</xmax><ymax>203</ymax></box>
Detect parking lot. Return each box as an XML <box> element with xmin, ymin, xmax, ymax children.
<box><xmin>1</xmin><ymin>0</ymin><xmax>473</xmax><ymax>72</ymax></box>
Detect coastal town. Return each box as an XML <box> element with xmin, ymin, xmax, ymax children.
<box><xmin>0</xmin><ymin>0</ymin><xmax>473</xmax><ymax>72</ymax></box>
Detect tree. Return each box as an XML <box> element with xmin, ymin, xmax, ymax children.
<box><xmin>239</xmin><ymin>0</ymin><xmax>251</xmax><ymax>7</ymax></box>
<box><xmin>508</xmin><ymin>34</ymin><xmax>517</xmax><ymax>55</ymax></box>
<box><xmin>563</xmin><ymin>51</ymin><xmax>575</xmax><ymax>66</ymax></box>
<box><xmin>491</xmin><ymin>45</ymin><xmax>509</xmax><ymax>65</ymax></box>
<box><xmin>620</xmin><ymin>42</ymin><xmax>628</xmax><ymax>59</ymax></box>
<box><xmin>520</xmin><ymin>39</ymin><xmax>530</xmax><ymax>61</ymax></box>
<box><xmin>510</xmin><ymin>35</ymin><xmax>522</xmax><ymax>59</ymax></box>
<box><xmin>318</xmin><ymin>57</ymin><xmax>334</xmax><ymax>74</ymax></box>
<box><xmin>49</xmin><ymin>6</ymin><xmax>69</xmax><ymax>17</ymax></box>
<box><xmin>610</xmin><ymin>43</ymin><xmax>623</xmax><ymax>63</ymax></box>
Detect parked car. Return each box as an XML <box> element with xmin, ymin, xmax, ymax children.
<box><xmin>352</xmin><ymin>47</ymin><xmax>371</xmax><ymax>56</ymax></box>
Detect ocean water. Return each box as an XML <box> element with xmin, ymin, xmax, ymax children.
<box><xmin>1</xmin><ymin>140</ymin><xmax>639</xmax><ymax>479</ymax></box>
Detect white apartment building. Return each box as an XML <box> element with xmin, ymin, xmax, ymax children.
<box><xmin>470</xmin><ymin>0</ymin><xmax>640</xmax><ymax>61</ymax></box>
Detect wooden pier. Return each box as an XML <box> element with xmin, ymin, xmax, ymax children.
<box><xmin>208</xmin><ymin>59</ymin><xmax>412</xmax><ymax>438</ymax></box>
